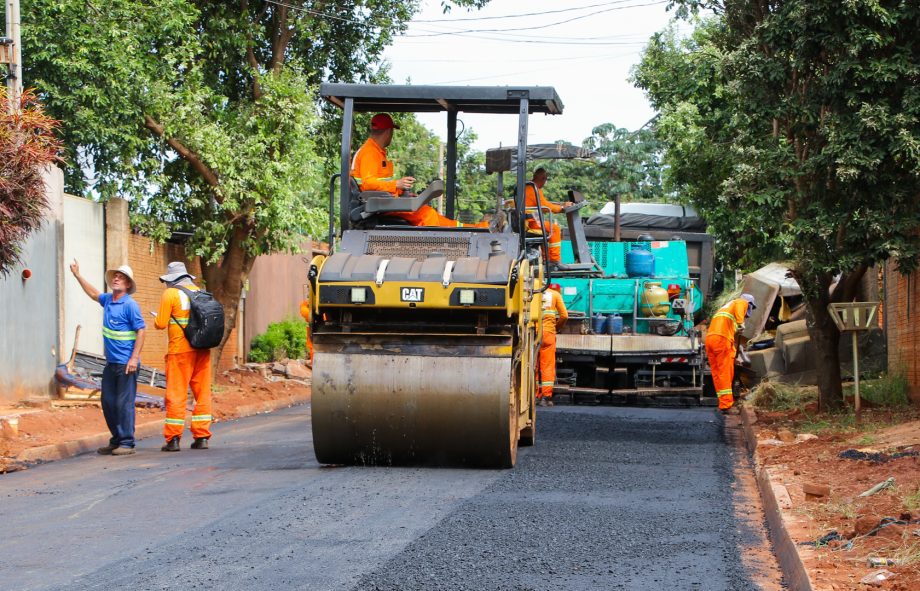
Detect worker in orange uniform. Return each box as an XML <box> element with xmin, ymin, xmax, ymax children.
<box><xmin>537</xmin><ymin>283</ymin><xmax>568</xmax><ymax>407</ymax></box>
<box><xmin>351</xmin><ymin>113</ymin><xmax>490</xmax><ymax>228</ymax></box>
<box><xmin>153</xmin><ymin>262</ymin><xmax>212</xmax><ymax>451</ymax></box>
<box><xmin>705</xmin><ymin>293</ymin><xmax>757</xmax><ymax>413</ymax></box>
<box><xmin>524</xmin><ymin>167</ymin><xmax>572</xmax><ymax>267</ymax></box>
<box><xmin>299</xmin><ymin>298</ymin><xmax>313</xmax><ymax>362</ymax></box>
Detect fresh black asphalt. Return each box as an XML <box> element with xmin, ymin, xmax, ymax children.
<box><xmin>0</xmin><ymin>403</ymin><xmax>782</xmax><ymax>590</ymax></box>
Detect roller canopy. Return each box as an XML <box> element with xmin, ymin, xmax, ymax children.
<box><xmin>321</xmin><ymin>84</ymin><xmax>564</xmax><ymax>115</ymax></box>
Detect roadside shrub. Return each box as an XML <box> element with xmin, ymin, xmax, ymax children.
<box><xmin>0</xmin><ymin>88</ymin><xmax>64</xmax><ymax>276</ymax></box>
<box><xmin>845</xmin><ymin>371</ymin><xmax>910</xmax><ymax>407</ymax></box>
<box><xmin>249</xmin><ymin>319</ymin><xmax>306</xmax><ymax>363</ymax></box>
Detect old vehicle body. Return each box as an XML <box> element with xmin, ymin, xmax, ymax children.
<box><xmin>310</xmin><ymin>84</ymin><xmax>563</xmax><ymax>467</ymax></box>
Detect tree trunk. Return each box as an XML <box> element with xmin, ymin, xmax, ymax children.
<box><xmin>200</xmin><ymin>224</ymin><xmax>256</xmax><ymax>370</ymax></box>
<box><xmin>797</xmin><ymin>265</ymin><xmax>869</xmax><ymax>412</ymax></box>
<box><xmin>804</xmin><ymin>292</ymin><xmax>843</xmax><ymax>411</ymax></box>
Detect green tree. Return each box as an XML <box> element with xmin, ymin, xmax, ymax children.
<box><xmin>23</xmin><ymin>0</ymin><xmax>488</xmax><ymax>364</ymax></box>
<box><xmin>0</xmin><ymin>88</ymin><xmax>63</xmax><ymax>277</ymax></box>
<box><xmin>584</xmin><ymin>123</ymin><xmax>666</xmax><ymax>204</ymax></box>
<box><xmin>636</xmin><ymin>5</ymin><xmax>920</xmax><ymax>409</ymax></box>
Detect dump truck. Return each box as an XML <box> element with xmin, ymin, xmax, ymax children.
<box><xmin>551</xmin><ymin>203</ymin><xmax>716</xmax><ymax>403</ymax></box>
<box><xmin>309</xmin><ymin>84</ymin><xmax>564</xmax><ymax>467</ymax></box>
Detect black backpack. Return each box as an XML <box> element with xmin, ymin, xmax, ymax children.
<box><xmin>170</xmin><ymin>285</ymin><xmax>225</xmax><ymax>349</ymax></box>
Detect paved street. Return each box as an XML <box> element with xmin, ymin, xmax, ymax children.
<box><xmin>0</xmin><ymin>404</ymin><xmax>783</xmax><ymax>590</ymax></box>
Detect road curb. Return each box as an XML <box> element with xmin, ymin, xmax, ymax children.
<box><xmin>15</xmin><ymin>392</ymin><xmax>312</xmax><ymax>465</ymax></box>
<box><xmin>740</xmin><ymin>406</ymin><xmax>814</xmax><ymax>591</ymax></box>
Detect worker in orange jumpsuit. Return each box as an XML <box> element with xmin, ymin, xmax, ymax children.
<box><xmin>705</xmin><ymin>293</ymin><xmax>757</xmax><ymax>413</ymax></box>
<box><xmin>524</xmin><ymin>167</ymin><xmax>573</xmax><ymax>266</ymax></box>
<box><xmin>299</xmin><ymin>298</ymin><xmax>313</xmax><ymax>362</ymax></box>
<box><xmin>537</xmin><ymin>283</ymin><xmax>568</xmax><ymax>407</ymax></box>
<box><xmin>153</xmin><ymin>262</ymin><xmax>212</xmax><ymax>451</ymax></box>
<box><xmin>351</xmin><ymin>113</ymin><xmax>490</xmax><ymax>228</ymax></box>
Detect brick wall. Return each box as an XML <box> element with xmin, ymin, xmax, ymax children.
<box><xmin>127</xmin><ymin>234</ymin><xmax>239</xmax><ymax>371</ymax></box>
<box><xmin>885</xmin><ymin>261</ymin><xmax>920</xmax><ymax>402</ymax></box>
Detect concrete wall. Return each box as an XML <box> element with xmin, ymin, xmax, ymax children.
<box><xmin>885</xmin><ymin>261</ymin><xmax>920</xmax><ymax>403</ymax></box>
<box><xmin>62</xmin><ymin>195</ymin><xmax>105</xmax><ymax>357</ymax></box>
<box><xmin>0</xmin><ymin>167</ymin><xmax>64</xmax><ymax>402</ymax></box>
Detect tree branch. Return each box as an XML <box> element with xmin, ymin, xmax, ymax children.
<box><xmin>143</xmin><ymin>114</ymin><xmax>220</xmax><ymax>190</ymax></box>
<box><xmin>241</xmin><ymin>0</ymin><xmax>262</xmax><ymax>100</ymax></box>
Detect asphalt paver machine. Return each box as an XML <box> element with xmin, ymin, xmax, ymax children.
<box><xmin>310</xmin><ymin>84</ymin><xmax>564</xmax><ymax>467</ymax></box>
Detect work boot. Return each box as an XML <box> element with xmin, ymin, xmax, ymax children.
<box><xmin>161</xmin><ymin>436</ymin><xmax>180</xmax><ymax>452</ymax></box>
<box><xmin>111</xmin><ymin>447</ymin><xmax>136</xmax><ymax>456</ymax></box>
<box><xmin>97</xmin><ymin>445</ymin><xmax>117</xmax><ymax>455</ymax></box>
<box><xmin>190</xmin><ymin>437</ymin><xmax>209</xmax><ymax>450</ymax></box>
<box><xmin>545</xmin><ymin>399</ymin><xmax>554</xmax><ymax>407</ymax></box>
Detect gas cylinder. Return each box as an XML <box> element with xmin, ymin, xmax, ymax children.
<box><xmin>640</xmin><ymin>281</ymin><xmax>670</xmax><ymax>317</ymax></box>
<box><xmin>605</xmin><ymin>314</ymin><xmax>623</xmax><ymax>335</ymax></box>
<box><xmin>591</xmin><ymin>313</ymin><xmax>606</xmax><ymax>334</ymax></box>
<box><xmin>625</xmin><ymin>243</ymin><xmax>655</xmax><ymax>277</ymax></box>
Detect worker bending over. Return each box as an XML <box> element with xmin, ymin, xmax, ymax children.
<box><xmin>153</xmin><ymin>262</ymin><xmax>212</xmax><ymax>451</ymax></box>
<box><xmin>537</xmin><ymin>283</ymin><xmax>568</xmax><ymax>407</ymax></box>
<box><xmin>351</xmin><ymin>113</ymin><xmax>489</xmax><ymax>228</ymax></box>
<box><xmin>705</xmin><ymin>293</ymin><xmax>757</xmax><ymax>413</ymax></box>
<box><xmin>524</xmin><ymin>167</ymin><xmax>572</xmax><ymax>266</ymax></box>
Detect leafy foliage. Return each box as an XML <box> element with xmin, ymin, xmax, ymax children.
<box><xmin>23</xmin><ymin>0</ymin><xmax>491</xmax><ymax>362</ymax></box>
<box><xmin>636</xmin><ymin>4</ymin><xmax>920</xmax><ymax>408</ymax></box>
<box><xmin>0</xmin><ymin>88</ymin><xmax>63</xmax><ymax>276</ymax></box>
<box><xmin>248</xmin><ymin>318</ymin><xmax>307</xmax><ymax>363</ymax></box>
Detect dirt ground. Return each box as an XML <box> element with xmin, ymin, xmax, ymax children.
<box><xmin>0</xmin><ymin>367</ymin><xmax>311</xmax><ymax>474</ymax></box>
<box><xmin>751</xmin><ymin>404</ymin><xmax>920</xmax><ymax>590</ymax></box>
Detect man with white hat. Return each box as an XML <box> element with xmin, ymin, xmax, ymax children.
<box><xmin>152</xmin><ymin>261</ymin><xmax>212</xmax><ymax>452</ymax></box>
<box><xmin>70</xmin><ymin>259</ymin><xmax>146</xmax><ymax>455</ymax></box>
<box><xmin>705</xmin><ymin>292</ymin><xmax>758</xmax><ymax>413</ymax></box>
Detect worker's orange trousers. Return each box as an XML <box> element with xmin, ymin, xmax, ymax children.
<box><xmin>537</xmin><ymin>331</ymin><xmax>557</xmax><ymax>399</ymax></box>
<box><xmin>396</xmin><ymin>205</ymin><xmax>488</xmax><ymax>228</ymax></box>
<box><xmin>527</xmin><ymin>218</ymin><xmax>562</xmax><ymax>263</ymax></box>
<box><xmin>705</xmin><ymin>334</ymin><xmax>735</xmax><ymax>410</ymax></box>
<box><xmin>163</xmin><ymin>350</ymin><xmax>212</xmax><ymax>441</ymax></box>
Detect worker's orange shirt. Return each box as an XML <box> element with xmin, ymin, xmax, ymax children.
<box><xmin>154</xmin><ymin>285</ymin><xmax>201</xmax><ymax>354</ymax></box>
<box><xmin>299</xmin><ymin>300</ymin><xmax>311</xmax><ymax>321</ymax></box>
<box><xmin>707</xmin><ymin>298</ymin><xmax>748</xmax><ymax>344</ymax></box>
<box><xmin>351</xmin><ymin>138</ymin><xmax>400</xmax><ymax>196</ymax></box>
<box><xmin>541</xmin><ymin>289</ymin><xmax>568</xmax><ymax>336</ymax></box>
<box><xmin>524</xmin><ymin>185</ymin><xmax>563</xmax><ymax>215</ymax></box>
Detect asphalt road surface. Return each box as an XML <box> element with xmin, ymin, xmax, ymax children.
<box><xmin>0</xmin><ymin>403</ymin><xmax>784</xmax><ymax>590</ymax></box>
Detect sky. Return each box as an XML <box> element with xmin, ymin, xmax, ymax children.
<box><xmin>382</xmin><ymin>0</ymin><xmax>690</xmax><ymax>152</ymax></box>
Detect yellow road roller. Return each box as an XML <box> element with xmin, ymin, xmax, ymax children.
<box><xmin>309</xmin><ymin>84</ymin><xmax>565</xmax><ymax>467</ymax></box>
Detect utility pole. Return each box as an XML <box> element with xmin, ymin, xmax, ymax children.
<box><xmin>3</xmin><ymin>0</ymin><xmax>21</xmax><ymax>110</ymax></box>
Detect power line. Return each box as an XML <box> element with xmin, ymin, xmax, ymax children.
<box><xmin>411</xmin><ymin>0</ymin><xmax>649</xmax><ymax>23</ymax></box>
<box><xmin>404</xmin><ymin>1</ymin><xmax>668</xmax><ymax>37</ymax></box>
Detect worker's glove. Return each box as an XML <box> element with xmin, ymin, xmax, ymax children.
<box><xmin>488</xmin><ymin>210</ymin><xmax>507</xmax><ymax>233</ymax></box>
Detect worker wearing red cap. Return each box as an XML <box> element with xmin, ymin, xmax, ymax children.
<box><xmin>351</xmin><ymin>113</ymin><xmax>489</xmax><ymax>228</ymax></box>
<box><xmin>705</xmin><ymin>293</ymin><xmax>757</xmax><ymax>412</ymax></box>
<box><xmin>537</xmin><ymin>283</ymin><xmax>568</xmax><ymax>406</ymax></box>
<box><xmin>524</xmin><ymin>167</ymin><xmax>572</xmax><ymax>265</ymax></box>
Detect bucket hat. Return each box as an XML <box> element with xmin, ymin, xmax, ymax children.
<box><xmin>159</xmin><ymin>261</ymin><xmax>195</xmax><ymax>283</ymax></box>
<box><xmin>105</xmin><ymin>265</ymin><xmax>137</xmax><ymax>295</ymax></box>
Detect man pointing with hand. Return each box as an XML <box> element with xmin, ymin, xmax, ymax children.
<box><xmin>70</xmin><ymin>260</ymin><xmax>146</xmax><ymax>455</ymax></box>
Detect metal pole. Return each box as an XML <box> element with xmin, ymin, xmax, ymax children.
<box><xmin>852</xmin><ymin>331</ymin><xmax>861</xmax><ymax>425</ymax></box>
<box><xmin>6</xmin><ymin>0</ymin><xmax>22</xmax><ymax>110</ymax></box>
<box><xmin>338</xmin><ymin>98</ymin><xmax>354</xmax><ymax>236</ymax></box>
<box><xmin>445</xmin><ymin>110</ymin><xmax>457</xmax><ymax>219</ymax></box>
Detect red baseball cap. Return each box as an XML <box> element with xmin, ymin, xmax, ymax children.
<box><xmin>370</xmin><ymin>113</ymin><xmax>399</xmax><ymax>131</ymax></box>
